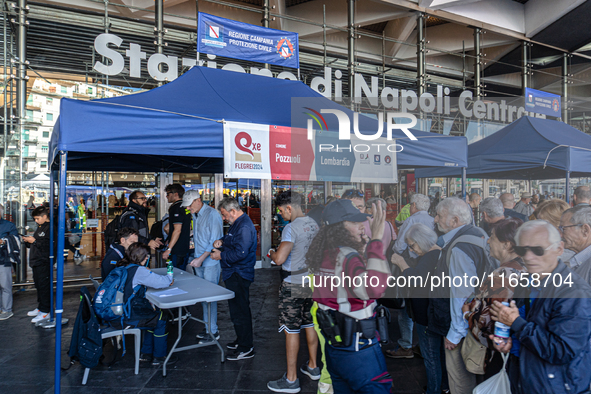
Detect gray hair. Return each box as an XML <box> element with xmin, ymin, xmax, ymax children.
<box><xmin>480</xmin><ymin>197</ymin><xmax>504</xmax><ymax>219</ymax></box>
<box><xmin>436</xmin><ymin>197</ymin><xmax>473</xmax><ymax>225</ymax></box>
<box><xmin>516</xmin><ymin>219</ymin><xmax>561</xmax><ymax>247</ymax></box>
<box><xmin>565</xmin><ymin>205</ymin><xmax>591</xmax><ymax>227</ymax></box>
<box><xmin>499</xmin><ymin>193</ymin><xmax>515</xmax><ymax>208</ymax></box>
<box><xmin>411</xmin><ymin>193</ymin><xmax>430</xmax><ymax>212</ymax></box>
<box><xmin>574</xmin><ymin>186</ymin><xmax>591</xmax><ymax>203</ymax></box>
<box><xmin>217</xmin><ymin>197</ymin><xmax>241</xmax><ymax>212</ymax></box>
<box><xmin>366</xmin><ymin>197</ymin><xmax>387</xmax><ymax>211</ymax></box>
<box><xmin>405</xmin><ymin>223</ymin><xmax>437</xmax><ymax>254</ymax></box>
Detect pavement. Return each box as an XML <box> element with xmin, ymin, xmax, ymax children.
<box><xmin>0</xmin><ymin>266</ymin><xmax>427</xmax><ymax>393</ymax></box>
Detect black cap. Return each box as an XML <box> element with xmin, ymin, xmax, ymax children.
<box><xmin>321</xmin><ymin>199</ymin><xmax>371</xmax><ymax>226</ymax></box>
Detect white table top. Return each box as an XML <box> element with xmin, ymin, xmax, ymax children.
<box><xmin>146</xmin><ymin>268</ymin><xmax>234</xmax><ymax>309</ymax></box>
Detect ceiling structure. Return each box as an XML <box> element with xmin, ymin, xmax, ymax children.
<box><xmin>19</xmin><ymin>0</ymin><xmax>591</xmax><ymax>111</ymax></box>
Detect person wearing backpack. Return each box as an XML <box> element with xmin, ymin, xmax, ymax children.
<box><xmin>117</xmin><ymin>191</ymin><xmax>162</xmax><ymax>250</ymax></box>
<box><xmin>110</xmin><ymin>242</ymin><xmax>173</xmax><ymax>366</ymax></box>
<box><xmin>432</xmin><ymin>197</ymin><xmax>494</xmax><ymax>394</ymax></box>
<box><xmin>101</xmin><ymin>227</ymin><xmax>139</xmax><ymax>281</ymax></box>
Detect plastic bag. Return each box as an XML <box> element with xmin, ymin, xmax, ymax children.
<box><xmin>473</xmin><ymin>353</ymin><xmax>511</xmax><ymax>394</ymax></box>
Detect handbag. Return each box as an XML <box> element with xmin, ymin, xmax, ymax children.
<box><xmin>461</xmin><ymin>332</ymin><xmax>487</xmax><ymax>375</ymax></box>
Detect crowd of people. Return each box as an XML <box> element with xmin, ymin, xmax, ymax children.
<box><xmin>3</xmin><ymin>183</ymin><xmax>591</xmax><ymax>394</ymax></box>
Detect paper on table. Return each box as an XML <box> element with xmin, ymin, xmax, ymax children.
<box><xmin>152</xmin><ymin>287</ymin><xmax>188</xmax><ymax>297</ymax></box>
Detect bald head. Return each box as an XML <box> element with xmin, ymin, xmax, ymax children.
<box><xmin>500</xmin><ymin>193</ymin><xmax>515</xmax><ymax>209</ymax></box>
<box><xmin>574</xmin><ymin>186</ymin><xmax>591</xmax><ymax>206</ymax></box>
<box><xmin>469</xmin><ymin>193</ymin><xmax>481</xmax><ymax>209</ymax></box>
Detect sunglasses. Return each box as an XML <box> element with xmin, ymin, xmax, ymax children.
<box><xmin>342</xmin><ymin>190</ymin><xmax>364</xmax><ymax>199</ymax></box>
<box><xmin>514</xmin><ymin>243</ymin><xmax>557</xmax><ymax>257</ymax></box>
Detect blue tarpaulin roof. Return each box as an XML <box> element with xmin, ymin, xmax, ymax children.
<box><xmin>50</xmin><ymin>66</ymin><xmax>467</xmax><ymax>172</ymax></box>
<box><xmin>415</xmin><ymin>116</ymin><xmax>591</xmax><ymax>180</ymax></box>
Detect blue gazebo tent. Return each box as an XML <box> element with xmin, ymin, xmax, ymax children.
<box><xmin>415</xmin><ymin>116</ymin><xmax>591</xmax><ymax>180</ymax></box>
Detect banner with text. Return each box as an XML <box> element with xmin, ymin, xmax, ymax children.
<box><xmin>525</xmin><ymin>87</ymin><xmax>561</xmax><ymax>118</ymax></box>
<box><xmin>198</xmin><ymin>13</ymin><xmax>299</xmax><ymax>69</ymax></box>
<box><xmin>224</xmin><ymin>121</ymin><xmax>397</xmax><ymax>183</ymax></box>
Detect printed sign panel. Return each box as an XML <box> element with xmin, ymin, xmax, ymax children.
<box><xmin>198</xmin><ymin>13</ymin><xmax>299</xmax><ymax>69</ymax></box>
<box><xmin>224</xmin><ymin>122</ymin><xmax>272</xmax><ymax>179</ymax></box>
<box><xmin>524</xmin><ymin>87</ymin><xmax>561</xmax><ymax>118</ymax></box>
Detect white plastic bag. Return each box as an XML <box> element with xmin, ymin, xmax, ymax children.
<box><xmin>473</xmin><ymin>353</ymin><xmax>511</xmax><ymax>394</ymax></box>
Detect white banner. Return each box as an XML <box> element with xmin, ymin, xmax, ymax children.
<box><xmin>224</xmin><ymin>121</ymin><xmax>271</xmax><ymax>179</ymax></box>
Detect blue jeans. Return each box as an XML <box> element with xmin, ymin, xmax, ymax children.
<box><xmin>397</xmin><ymin>308</ymin><xmax>414</xmax><ymax>349</ymax></box>
<box><xmin>325</xmin><ymin>339</ymin><xmax>392</xmax><ymax>394</ymax></box>
<box><xmin>416</xmin><ymin>323</ymin><xmax>449</xmax><ymax>394</ymax></box>
<box><xmin>193</xmin><ymin>263</ymin><xmax>221</xmax><ymax>334</ymax></box>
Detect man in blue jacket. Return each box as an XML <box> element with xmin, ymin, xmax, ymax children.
<box><xmin>0</xmin><ymin>204</ymin><xmax>19</xmax><ymax>320</ymax></box>
<box><xmin>211</xmin><ymin>197</ymin><xmax>257</xmax><ymax>361</ymax></box>
<box><xmin>490</xmin><ymin>220</ymin><xmax>591</xmax><ymax>394</ymax></box>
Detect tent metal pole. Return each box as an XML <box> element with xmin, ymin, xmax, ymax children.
<box><xmin>566</xmin><ymin>171</ymin><xmax>570</xmax><ymax>204</ymax></box>
<box><xmin>54</xmin><ymin>151</ymin><xmax>68</xmax><ymax>394</ymax></box>
<box><xmin>461</xmin><ymin>167</ymin><xmax>467</xmax><ymax>200</ymax></box>
<box><xmin>49</xmin><ymin>170</ymin><xmax>56</xmax><ymax>322</ymax></box>
<box><xmin>562</xmin><ymin>53</ymin><xmax>569</xmax><ymax>124</ymax></box>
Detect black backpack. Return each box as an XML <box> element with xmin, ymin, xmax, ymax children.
<box><xmin>103</xmin><ymin>214</ymin><xmax>122</xmax><ymax>250</ymax></box>
<box><xmin>68</xmin><ymin>286</ymin><xmax>103</xmax><ymax>369</ymax></box>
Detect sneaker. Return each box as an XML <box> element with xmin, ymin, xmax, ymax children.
<box><xmin>198</xmin><ymin>332</ymin><xmax>220</xmax><ymax>344</ymax></box>
<box><xmin>31</xmin><ymin>311</ymin><xmax>50</xmax><ymax>324</ymax></box>
<box><xmin>74</xmin><ymin>254</ymin><xmax>86</xmax><ymax>265</ymax></box>
<box><xmin>152</xmin><ymin>355</ymin><xmax>177</xmax><ymax>367</ymax></box>
<box><xmin>139</xmin><ymin>353</ymin><xmax>153</xmax><ymax>363</ymax></box>
<box><xmin>385</xmin><ymin>347</ymin><xmax>414</xmax><ymax>359</ymax></box>
<box><xmin>227</xmin><ymin>347</ymin><xmax>254</xmax><ymax>361</ymax></box>
<box><xmin>318</xmin><ymin>382</ymin><xmax>334</xmax><ymax>394</ymax></box>
<box><xmin>300</xmin><ymin>361</ymin><xmax>321</xmax><ymax>381</ymax></box>
<box><xmin>0</xmin><ymin>311</ymin><xmax>13</xmax><ymax>320</ymax></box>
<box><xmin>226</xmin><ymin>340</ymin><xmax>239</xmax><ymax>350</ymax></box>
<box><xmin>195</xmin><ymin>329</ymin><xmax>208</xmax><ymax>340</ymax></box>
<box><xmin>267</xmin><ymin>373</ymin><xmax>301</xmax><ymax>393</ymax></box>
<box><xmin>27</xmin><ymin>308</ymin><xmax>40</xmax><ymax>317</ymax></box>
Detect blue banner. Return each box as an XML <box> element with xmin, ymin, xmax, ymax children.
<box><xmin>525</xmin><ymin>87</ymin><xmax>561</xmax><ymax>118</ymax></box>
<box><xmin>197</xmin><ymin>13</ymin><xmax>299</xmax><ymax>69</ymax></box>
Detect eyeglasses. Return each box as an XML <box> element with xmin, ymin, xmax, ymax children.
<box><xmin>408</xmin><ymin>242</ymin><xmax>418</xmax><ymax>251</ymax></box>
<box><xmin>558</xmin><ymin>224</ymin><xmax>581</xmax><ymax>232</ymax></box>
<box><xmin>342</xmin><ymin>189</ymin><xmax>364</xmax><ymax>199</ymax></box>
<box><xmin>514</xmin><ymin>243</ymin><xmax>557</xmax><ymax>257</ymax></box>
<box><xmin>135</xmin><ymin>197</ymin><xmax>147</xmax><ymax>201</ymax></box>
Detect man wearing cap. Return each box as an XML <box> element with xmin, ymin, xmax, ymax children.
<box><xmin>182</xmin><ymin>190</ymin><xmax>224</xmax><ymax>343</ymax></box>
<box><xmin>513</xmin><ymin>192</ymin><xmax>534</xmax><ymax>217</ymax></box>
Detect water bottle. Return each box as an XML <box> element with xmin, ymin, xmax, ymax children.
<box><xmin>493</xmin><ymin>302</ymin><xmax>511</xmax><ymax>346</ymax></box>
<box><xmin>166</xmin><ymin>259</ymin><xmax>174</xmax><ymax>279</ymax></box>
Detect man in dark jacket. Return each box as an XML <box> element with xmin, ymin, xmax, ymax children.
<box><xmin>118</xmin><ymin>191</ymin><xmax>161</xmax><ymax>249</ymax></box>
<box><xmin>491</xmin><ymin>220</ymin><xmax>591</xmax><ymax>394</ymax></box>
<box><xmin>0</xmin><ymin>204</ymin><xmax>19</xmax><ymax>320</ymax></box>
<box><xmin>500</xmin><ymin>193</ymin><xmax>528</xmax><ymax>222</ymax></box>
<box><xmin>22</xmin><ymin>206</ymin><xmax>54</xmax><ymax>324</ymax></box>
<box><xmin>100</xmin><ymin>227</ymin><xmax>138</xmax><ymax>280</ymax></box>
<box><xmin>211</xmin><ymin>197</ymin><xmax>257</xmax><ymax>361</ymax></box>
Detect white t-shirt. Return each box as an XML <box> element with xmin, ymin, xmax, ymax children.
<box><xmin>281</xmin><ymin>216</ymin><xmax>319</xmax><ymax>284</ymax></box>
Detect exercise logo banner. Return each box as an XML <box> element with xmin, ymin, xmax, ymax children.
<box><xmin>524</xmin><ymin>87</ymin><xmax>561</xmax><ymax>118</ymax></box>
<box><xmin>198</xmin><ymin>13</ymin><xmax>299</xmax><ymax>69</ymax></box>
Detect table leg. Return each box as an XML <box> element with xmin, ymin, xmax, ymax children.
<box><xmin>162</xmin><ymin>306</ymin><xmax>183</xmax><ymax>377</ymax></box>
<box><xmin>206</xmin><ymin>302</ymin><xmax>225</xmax><ymax>362</ymax></box>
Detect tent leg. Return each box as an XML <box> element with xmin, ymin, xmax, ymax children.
<box><xmin>566</xmin><ymin>171</ymin><xmax>571</xmax><ymax>204</ymax></box>
<box><xmin>461</xmin><ymin>167</ymin><xmax>467</xmax><ymax>200</ymax></box>
<box><xmin>49</xmin><ymin>171</ymin><xmax>55</xmax><ymax>322</ymax></box>
<box><xmin>54</xmin><ymin>152</ymin><xmax>67</xmax><ymax>394</ymax></box>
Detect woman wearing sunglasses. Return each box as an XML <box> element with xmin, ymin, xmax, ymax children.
<box><xmin>461</xmin><ymin>218</ymin><xmax>526</xmax><ymax>383</ymax></box>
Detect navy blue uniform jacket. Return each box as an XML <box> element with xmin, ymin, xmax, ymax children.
<box><xmin>219</xmin><ymin>213</ymin><xmax>257</xmax><ymax>282</ymax></box>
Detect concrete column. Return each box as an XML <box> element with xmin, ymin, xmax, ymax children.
<box><xmin>158</xmin><ymin>173</ymin><xmax>173</xmax><ymax>220</ymax></box>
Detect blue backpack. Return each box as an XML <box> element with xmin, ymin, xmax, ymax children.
<box><xmin>93</xmin><ymin>264</ymin><xmax>140</xmax><ymax>322</ymax></box>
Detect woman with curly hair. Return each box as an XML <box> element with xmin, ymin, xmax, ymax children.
<box><xmin>306</xmin><ymin>199</ymin><xmax>392</xmax><ymax>393</ymax></box>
